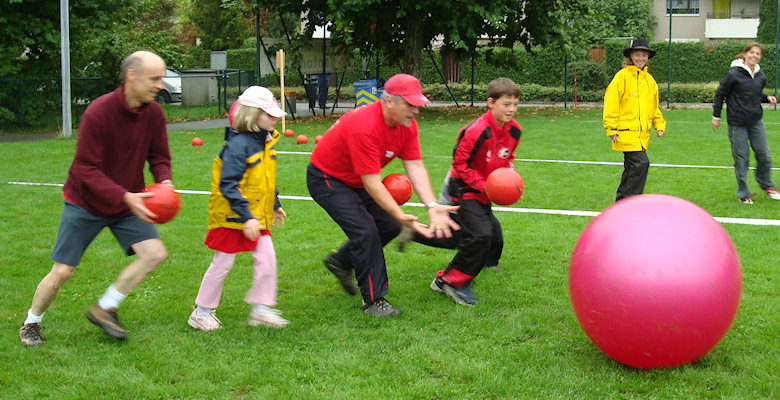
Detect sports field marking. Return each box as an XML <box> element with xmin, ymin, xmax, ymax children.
<box><xmin>7</xmin><ymin>181</ymin><xmax>780</xmax><ymax>226</ymax></box>
<box><xmin>275</xmin><ymin>151</ymin><xmax>780</xmax><ymax>171</ymax></box>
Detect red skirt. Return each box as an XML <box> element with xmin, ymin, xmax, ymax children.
<box><xmin>204</xmin><ymin>227</ymin><xmax>271</xmax><ymax>253</ymax></box>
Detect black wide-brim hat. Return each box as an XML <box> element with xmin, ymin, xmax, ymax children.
<box><xmin>623</xmin><ymin>39</ymin><xmax>656</xmax><ymax>59</ymax></box>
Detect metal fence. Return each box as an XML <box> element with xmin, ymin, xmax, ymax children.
<box><xmin>0</xmin><ymin>77</ymin><xmax>105</xmax><ymax>130</ymax></box>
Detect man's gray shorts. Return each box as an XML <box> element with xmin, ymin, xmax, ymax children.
<box><xmin>50</xmin><ymin>201</ymin><xmax>159</xmax><ymax>267</ymax></box>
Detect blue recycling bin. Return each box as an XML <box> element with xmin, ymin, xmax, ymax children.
<box><xmin>353</xmin><ymin>79</ymin><xmax>381</xmax><ymax>107</ymax></box>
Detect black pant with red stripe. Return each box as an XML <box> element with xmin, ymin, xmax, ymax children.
<box><xmin>441</xmin><ymin>199</ymin><xmax>500</xmax><ymax>288</ymax></box>
<box><xmin>306</xmin><ymin>163</ymin><xmax>401</xmax><ymax>303</ymax></box>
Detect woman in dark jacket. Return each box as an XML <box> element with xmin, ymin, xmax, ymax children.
<box><xmin>712</xmin><ymin>42</ymin><xmax>780</xmax><ymax>204</ymax></box>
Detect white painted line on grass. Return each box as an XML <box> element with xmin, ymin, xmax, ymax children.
<box><xmin>7</xmin><ymin>181</ymin><xmax>780</xmax><ymax>226</ymax></box>
<box><xmin>276</xmin><ymin>151</ymin><xmax>778</xmax><ymax>171</ymax></box>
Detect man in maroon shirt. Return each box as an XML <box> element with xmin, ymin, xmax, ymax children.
<box><xmin>19</xmin><ymin>51</ymin><xmax>173</xmax><ymax>346</ymax></box>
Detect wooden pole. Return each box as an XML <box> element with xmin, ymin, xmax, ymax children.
<box><xmin>276</xmin><ymin>49</ymin><xmax>286</xmax><ymax>134</ymax></box>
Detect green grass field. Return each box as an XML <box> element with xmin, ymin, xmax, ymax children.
<box><xmin>1</xmin><ymin>107</ymin><xmax>778</xmax><ymax>399</ymax></box>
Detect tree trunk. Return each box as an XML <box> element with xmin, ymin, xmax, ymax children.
<box><xmin>403</xmin><ymin>20</ymin><xmax>423</xmax><ymax>78</ymax></box>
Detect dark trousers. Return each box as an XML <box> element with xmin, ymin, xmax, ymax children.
<box><xmin>616</xmin><ymin>151</ymin><xmax>649</xmax><ymax>202</ymax></box>
<box><xmin>306</xmin><ymin>163</ymin><xmax>401</xmax><ymax>303</ymax></box>
<box><xmin>411</xmin><ymin>211</ymin><xmax>503</xmax><ymax>267</ymax></box>
<box><xmin>441</xmin><ymin>199</ymin><xmax>499</xmax><ymax>287</ymax></box>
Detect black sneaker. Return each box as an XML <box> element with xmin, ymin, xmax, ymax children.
<box><xmin>430</xmin><ymin>277</ymin><xmax>444</xmax><ymax>293</ymax></box>
<box><xmin>324</xmin><ymin>254</ymin><xmax>357</xmax><ymax>296</ymax></box>
<box><xmin>86</xmin><ymin>305</ymin><xmax>127</xmax><ymax>340</ymax></box>
<box><xmin>362</xmin><ymin>298</ymin><xmax>401</xmax><ymax>317</ymax></box>
<box><xmin>441</xmin><ymin>282</ymin><xmax>478</xmax><ymax>305</ymax></box>
<box><xmin>19</xmin><ymin>323</ymin><xmax>45</xmax><ymax>347</ymax></box>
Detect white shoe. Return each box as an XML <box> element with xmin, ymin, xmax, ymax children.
<box><xmin>248</xmin><ymin>308</ymin><xmax>289</xmax><ymax>328</ymax></box>
<box><xmin>187</xmin><ymin>309</ymin><xmax>223</xmax><ymax>331</ymax></box>
<box><xmin>764</xmin><ymin>187</ymin><xmax>780</xmax><ymax>200</ymax></box>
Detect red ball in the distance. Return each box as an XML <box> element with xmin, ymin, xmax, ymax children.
<box><xmin>284</xmin><ymin>129</ymin><xmax>295</xmax><ymax>137</ymax></box>
<box><xmin>191</xmin><ymin>137</ymin><xmax>203</xmax><ymax>146</ymax></box>
<box><xmin>142</xmin><ymin>183</ymin><xmax>181</xmax><ymax>224</ymax></box>
<box><xmin>296</xmin><ymin>134</ymin><xmax>308</xmax><ymax>144</ymax></box>
<box><xmin>382</xmin><ymin>173</ymin><xmax>412</xmax><ymax>205</ymax></box>
<box><xmin>485</xmin><ymin>168</ymin><xmax>524</xmax><ymax>205</ymax></box>
<box><xmin>315</xmin><ymin>134</ymin><xmax>324</xmax><ymax>144</ymax></box>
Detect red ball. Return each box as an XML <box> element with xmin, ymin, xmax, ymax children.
<box><xmin>485</xmin><ymin>168</ymin><xmax>524</xmax><ymax>205</ymax></box>
<box><xmin>228</xmin><ymin>100</ymin><xmax>239</xmax><ymax>126</ymax></box>
<box><xmin>284</xmin><ymin>129</ymin><xmax>295</xmax><ymax>137</ymax></box>
<box><xmin>296</xmin><ymin>134</ymin><xmax>308</xmax><ymax>144</ymax></box>
<box><xmin>142</xmin><ymin>183</ymin><xmax>181</xmax><ymax>224</ymax></box>
<box><xmin>191</xmin><ymin>137</ymin><xmax>203</xmax><ymax>146</ymax></box>
<box><xmin>382</xmin><ymin>173</ymin><xmax>412</xmax><ymax>205</ymax></box>
<box><xmin>315</xmin><ymin>134</ymin><xmax>324</xmax><ymax>144</ymax></box>
<box><xmin>569</xmin><ymin>194</ymin><xmax>742</xmax><ymax>369</ymax></box>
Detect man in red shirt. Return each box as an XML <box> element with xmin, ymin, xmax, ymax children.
<box><xmin>307</xmin><ymin>74</ymin><xmax>459</xmax><ymax>317</ymax></box>
<box><xmin>19</xmin><ymin>51</ymin><xmax>173</xmax><ymax>346</ymax></box>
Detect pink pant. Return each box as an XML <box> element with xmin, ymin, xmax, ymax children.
<box><xmin>195</xmin><ymin>235</ymin><xmax>277</xmax><ymax>308</ymax></box>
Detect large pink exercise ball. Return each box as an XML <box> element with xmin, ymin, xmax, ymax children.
<box><xmin>228</xmin><ymin>99</ymin><xmax>239</xmax><ymax>126</ymax></box>
<box><xmin>569</xmin><ymin>194</ymin><xmax>741</xmax><ymax>369</ymax></box>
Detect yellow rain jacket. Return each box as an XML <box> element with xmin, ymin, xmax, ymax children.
<box><xmin>208</xmin><ymin>127</ymin><xmax>280</xmax><ymax>231</ymax></box>
<box><xmin>603</xmin><ymin>65</ymin><xmax>666</xmax><ymax>152</ymax></box>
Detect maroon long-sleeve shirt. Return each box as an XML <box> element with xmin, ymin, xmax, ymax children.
<box><xmin>63</xmin><ymin>84</ymin><xmax>172</xmax><ymax>217</ymax></box>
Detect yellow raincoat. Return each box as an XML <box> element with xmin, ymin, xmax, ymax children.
<box><xmin>603</xmin><ymin>65</ymin><xmax>666</xmax><ymax>152</ymax></box>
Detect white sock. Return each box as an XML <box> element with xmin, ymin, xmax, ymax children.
<box><xmin>196</xmin><ymin>306</ymin><xmax>213</xmax><ymax>317</ymax></box>
<box><xmin>251</xmin><ymin>304</ymin><xmax>270</xmax><ymax>314</ymax></box>
<box><xmin>24</xmin><ymin>309</ymin><xmax>44</xmax><ymax>325</ymax></box>
<box><xmin>97</xmin><ymin>285</ymin><xmax>126</xmax><ymax>310</ymax></box>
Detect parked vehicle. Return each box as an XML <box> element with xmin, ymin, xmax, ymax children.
<box><xmin>157</xmin><ymin>68</ymin><xmax>182</xmax><ymax>104</ymax></box>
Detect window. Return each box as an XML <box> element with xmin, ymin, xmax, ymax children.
<box><xmin>667</xmin><ymin>0</ymin><xmax>700</xmax><ymax>15</ymax></box>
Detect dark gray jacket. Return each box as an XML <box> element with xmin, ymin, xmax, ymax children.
<box><xmin>713</xmin><ymin>59</ymin><xmax>769</xmax><ymax>126</ymax></box>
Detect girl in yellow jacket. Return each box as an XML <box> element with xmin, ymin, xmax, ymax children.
<box><xmin>603</xmin><ymin>39</ymin><xmax>667</xmax><ymax>201</ymax></box>
<box><xmin>187</xmin><ymin>86</ymin><xmax>289</xmax><ymax>330</ymax></box>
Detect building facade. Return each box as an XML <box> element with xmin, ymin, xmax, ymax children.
<box><xmin>652</xmin><ymin>0</ymin><xmax>759</xmax><ymax>42</ymax></box>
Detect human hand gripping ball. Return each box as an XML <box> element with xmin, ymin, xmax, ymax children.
<box><xmin>142</xmin><ymin>183</ymin><xmax>181</xmax><ymax>223</ymax></box>
<box><xmin>485</xmin><ymin>168</ymin><xmax>524</xmax><ymax>205</ymax></box>
<box><xmin>382</xmin><ymin>173</ymin><xmax>412</xmax><ymax>205</ymax></box>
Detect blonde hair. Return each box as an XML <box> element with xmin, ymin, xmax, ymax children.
<box><xmin>232</xmin><ymin>104</ymin><xmax>266</xmax><ymax>132</ymax></box>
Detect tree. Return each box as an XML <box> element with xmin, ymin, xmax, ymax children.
<box><xmin>580</xmin><ymin>0</ymin><xmax>656</xmax><ymax>42</ymax></box>
<box><xmin>186</xmin><ymin>0</ymin><xmax>254</xmax><ymax>51</ymax></box>
<box><xmin>757</xmin><ymin>0</ymin><xmax>778</xmax><ymax>44</ymax></box>
<box><xmin>254</xmin><ymin>0</ymin><xmax>598</xmax><ymax>78</ymax></box>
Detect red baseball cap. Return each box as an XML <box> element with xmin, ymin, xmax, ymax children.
<box><xmin>384</xmin><ymin>74</ymin><xmax>430</xmax><ymax>107</ymax></box>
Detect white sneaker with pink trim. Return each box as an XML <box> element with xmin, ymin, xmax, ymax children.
<box><xmin>187</xmin><ymin>309</ymin><xmax>223</xmax><ymax>331</ymax></box>
<box><xmin>764</xmin><ymin>187</ymin><xmax>780</xmax><ymax>200</ymax></box>
<box><xmin>248</xmin><ymin>308</ymin><xmax>289</xmax><ymax>328</ymax></box>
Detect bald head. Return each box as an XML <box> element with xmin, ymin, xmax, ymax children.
<box><xmin>120</xmin><ymin>51</ymin><xmax>167</xmax><ymax>108</ymax></box>
<box><xmin>120</xmin><ymin>51</ymin><xmax>165</xmax><ymax>82</ymax></box>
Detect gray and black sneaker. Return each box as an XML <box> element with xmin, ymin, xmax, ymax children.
<box><xmin>396</xmin><ymin>226</ymin><xmax>415</xmax><ymax>251</ymax></box>
<box><xmin>324</xmin><ymin>254</ymin><xmax>357</xmax><ymax>296</ymax></box>
<box><xmin>362</xmin><ymin>298</ymin><xmax>401</xmax><ymax>317</ymax></box>
<box><xmin>430</xmin><ymin>277</ymin><xmax>445</xmax><ymax>293</ymax></box>
<box><xmin>441</xmin><ymin>281</ymin><xmax>478</xmax><ymax>305</ymax></box>
<box><xmin>86</xmin><ymin>305</ymin><xmax>127</xmax><ymax>340</ymax></box>
<box><xmin>19</xmin><ymin>323</ymin><xmax>45</xmax><ymax>347</ymax></box>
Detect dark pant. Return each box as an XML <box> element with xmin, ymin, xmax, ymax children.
<box><xmin>411</xmin><ymin>211</ymin><xmax>503</xmax><ymax>267</ymax></box>
<box><xmin>306</xmin><ymin>163</ymin><xmax>401</xmax><ymax>303</ymax></box>
<box><xmin>616</xmin><ymin>151</ymin><xmax>649</xmax><ymax>202</ymax></box>
<box><xmin>441</xmin><ymin>199</ymin><xmax>499</xmax><ymax>287</ymax></box>
<box><xmin>728</xmin><ymin>120</ymin><xmax>776</xmax><ymax>199</ymax></box>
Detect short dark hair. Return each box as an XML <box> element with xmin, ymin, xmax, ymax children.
<box><xmin>487</xmin><ymin>78</ymin><xmax>520</xmax><ymax>100</ymax></box>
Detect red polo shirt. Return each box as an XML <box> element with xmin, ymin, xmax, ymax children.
<box><xmin>310</xmin><ymin>101</ymin><xmax>421</xmax><ymax>188</ymax></box>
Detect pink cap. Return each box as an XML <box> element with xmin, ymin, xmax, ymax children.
<box><xmin>237</xmin><ymin>86</ymin><xmax>286</xmax><ymax>118</ymax></box>
<box><xmin>384</xmin><ymin>74</ymin><xmax>430</xmax><ymax>107</ymax></box>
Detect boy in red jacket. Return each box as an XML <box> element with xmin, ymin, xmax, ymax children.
<box><xmin>430</xmin><ymin>78</ymin><xmax>522</xmax><ymax>305</ymax></box>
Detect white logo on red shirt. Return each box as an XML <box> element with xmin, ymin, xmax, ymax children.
<box><xmin>385</xmin><ymin>150</ymin><xmax>395</xmax><ymax>158</ymax></box>
<box><xmin>498</xmin><ymin>147</ymin><xmax>510</xmax><ymax>159</ymax></box>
